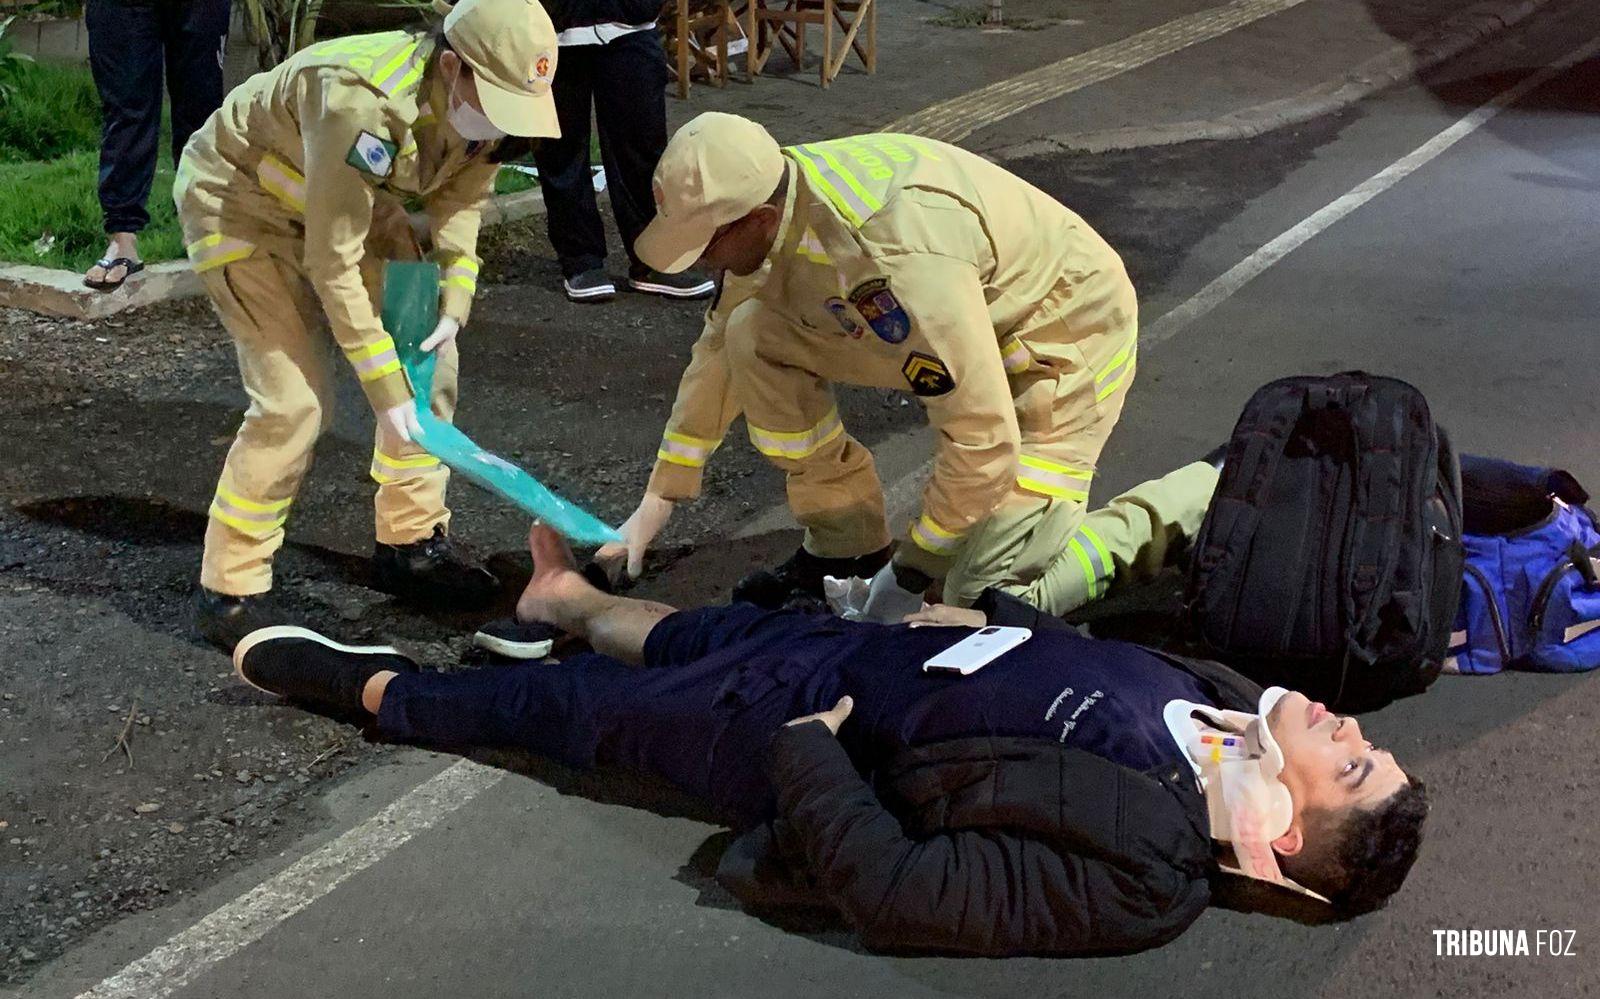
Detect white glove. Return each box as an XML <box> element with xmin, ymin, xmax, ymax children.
<box><xmin>857</xmin><ymin>562</ymin><xmax>927</xmax><ymax>624</ymax></box>
<box><xmin>420</xmin><ymin>316</ymin><xmax>460</xmax><ymax>353</ymax></box>
<box><xmin>377</xmin><ymin>400</ymin><xmax>423</xmax><ymax>443</ymax></box>
<box><xmin>596</xmin><ymin>492</ymin><xmax>674</xmax><ymax>578</ymax></box>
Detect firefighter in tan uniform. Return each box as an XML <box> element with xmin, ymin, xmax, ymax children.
<box><xmin>603</xmin><ymin>113</ymin><xmax>1212</xmax><ymax>618</ymax></box>
<box><xmin>179</xmin><ymin>0</ymin><xmax>562</xmax><ymax>650</ymax></box>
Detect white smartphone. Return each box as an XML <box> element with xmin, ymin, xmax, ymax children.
<box><xmin>923</xmin><ymin>626</ymin><xmax>1032</xmax><ymax>676</ymax></box>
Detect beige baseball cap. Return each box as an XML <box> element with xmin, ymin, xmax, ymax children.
<box><xmin>441</xmin><ymin>0</ymin><xmax>560</xmax><ymax>138</ymax></box>
<box><xmin>636</xmin><ymin>112</ymin><xmax>786</xmax><ymax>274</ymax></box>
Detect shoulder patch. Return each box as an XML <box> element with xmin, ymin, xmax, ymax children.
<box><xmin>902</xmin><ymin>352</ymin><xmax>955</xmax><ymax>397</ymax></box>
<box><xmin>347</xmin><ymin>131</ymin><xmax>397</xmax><ymax>178</ymax></box>
<box><xmin>849</xmin><ymin>277</ymin><xmax>912</xmax><ymax>344</ymax></box>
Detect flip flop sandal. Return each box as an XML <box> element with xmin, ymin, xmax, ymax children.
<box><xmin>83</xmin><ymin>256</ymin><xmax>145</xmax><ymax>291</ymax></box>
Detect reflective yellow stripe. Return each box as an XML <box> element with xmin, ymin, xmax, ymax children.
<box><xmin>1078</xmin><ymin>524</ymin><xmax>1113</xmax><ymax>581</ymax></box>
<box><xmin>1096</xmin><ymin>357</ymin><xmax>1135</xmax><ymax>401</ymax></box>
<box><xmin>789</xmin><ymin>145</ymin><xmax>877</xmax><ymax>226</ymax></box>
<box><xmin>343</xmin><ymin>337</ymin><xmax>403</xmax><ymax>382</ymax></box>
<box><xmin>657</xmin><ymin>430</ymin><xmax>719</xmax><ymax>468</ymax></box>
<box><xmin>1000</xmin><ymin>337</ymin><xmax>1031</xmax><ymax>374</ymax></box>
<box><xmin>1015</xmin><ymin>454</ymin><xmax>1093</xmax><ymax>500</ymax></box>
<box><xmin>256</xmin><ymin>154</ymin><xmax>306</xmax><ymax>213</ymax></box>
<box><xmin>1067</xmin><ymin>537</ymin><xmax>1100</xmax><ymax>599</ymax></box>
<box><xmin>1094</xmin><ymin>340</ymin><xmax>1137</xmax><ymax>401</ymax></box>
<box><xmin>209</xmin><ymin>486</ymin><xmax>290</xmax><ymax>537</ymax></box>
<box><xmin>795</xmin><ymin>229</ymin><xmax>832</xmax><ymax>265</ymax></box>
<box><xmin>747</xmin><ymin>409</ymin><xmax>845</xmax><ymax>460</ymax></box>
<box><xmin>909</xmin><ymin>513</ymin><xmax>963</xmax><ymax>555</ymax></box>
<box><xmin>808</xmin><ymin>143</ymin><xmax>883</xmax><ymax>215</ymax></box>
<box><xmin>186</xmin><ymin>234</ymin><xmax>256</xmax><ymax>272</ymax></box>
<box><xmin>371</xmin><ymin>447</ymin><xmax>441</xmax><ymax>484</ymax></box>
<box><xmin>372</xmin><ymin>41</ymin><xmax>421</xmax><ymax>94</ymax></box>
<box><xmin>442</xmin><ymin>257</ymin><xmax>479</xmax><ymax>293</ymax></box>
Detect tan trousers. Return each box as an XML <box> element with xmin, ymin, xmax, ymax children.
<box><xmin>199</xmin><ymin>253</ymin><xmax>458</xmax><ymax>596</ymax></box>
<box><xmin>992</xmin><ymin>460</ymin><xmax>1221</xmax><ymax>616</ymax></box>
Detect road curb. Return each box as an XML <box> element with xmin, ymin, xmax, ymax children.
<box><xmin>0</xmin><ymin>188</ymin><xmax>549</xmax><ymax>321</ymax></box>
<box><xmin>985</xmin><ymin>0</ymin><xmax>1557</xmax><ymax>160</ymax></box>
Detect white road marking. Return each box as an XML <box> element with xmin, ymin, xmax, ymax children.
<box><xmin>889</xmin><ymin>0</ymin><xmax>1313</xmax><ymax>143</ymax></box>
<box><xmin>1140</xmin><ymin>32</ymin><xmax>1600</xmax><ymax>348</ymax></box>
<box><xmin>74</xmin><ymin>760</ymin><xmax>504</xmax><ymax>999</ymax></box>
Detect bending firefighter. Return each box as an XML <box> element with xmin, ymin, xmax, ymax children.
<box><xmin>604</xmin><ymin>113</ymin><xmax>1208</xmax><ymax>618</ymax></box>
<box><xmin>177</xmin><ymin>0</ymin><xmax>562</xmax><ymax>650</ymax></box>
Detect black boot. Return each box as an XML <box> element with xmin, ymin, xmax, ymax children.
<box><xmin>731</xmin><ymin>545</ymin><xmax>892</xmax><ymax>609</ymax></box>
<box><xmin>372</xmin><ymin>525</ymin><xmax>498</xmax><ymax>609</ymax></box>
<box><xmin>193</xmin><ymin>587</ymin><xmax>287</xmax><ymax>654</ymax></box>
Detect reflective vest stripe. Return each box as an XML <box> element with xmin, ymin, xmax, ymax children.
<box><xmin>1015</xmin><ymin>454</ymin><xmax>1093</xmax><ymax>501</ymax></box>
<box><xmin>209</xmin><ymin>486</ymin><xmax>290</xmax><ymax>537</ymax></box>
<box><xmin>372</xmin><ymin>41</ymin><xmax>423</xmax><ymax>95</ymax></box>
<box><xmin>256</xmin><ymin>154</ymin><xmax>307</xmax><ymax>213</ymax></box>
<box><xmin>910</xmin><ymin>512</ymin><xmax>964</xmax><ymax>556</ymax></box>
<box><xmin>442</xmin><ymin>256</ymin><xmax>479</xmax><ymax>293</ymax></box>
<box><xmin>371</xmin><ymin>446</ymin><xmax>441</xmax><ymax>484</ymax></box>
<box><xmin>1094</xmin><ymin>339</ymin><xmax>1137</xmax><ymax>401</ymax></box>
<box><xmin>186</xmin><ymin>234</ymin><xmax>256</xmax><ymax>272</ymax></box>
<box><xmin>657</xmin><ymin>430</ymin><xmax>720</xmax><ymax>468</ymax></box>
<box><xmin>344</xmin><ymin>337</ymin><xmax>403</xmax><ymax>383</ymax></box>
<box><xmin>1000</xmin><ymin>336</ymin><xmax>1032</xmax><ymax>374</ymax></box>
<box><xmin>795</xmin><ymin>229</ymin><xmax>832</xmax><ymax>265</ymax></box>
<box><xmin>807</xmin><ymin>142</ymin><xmax>883</xmax><ymax>216</ymax></box>
<box><xmin>748</xmin><ymin>408</ymin><xmax>845</xmax><ymax>460</ymax></box>
<box><xmin>789</xmin><ymin>145</ymin><xmax>877</xmax><ymax>227</ymax></box>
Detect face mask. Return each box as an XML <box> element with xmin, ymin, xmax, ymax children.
<box><xmin>1178</xmin><ymin>687</ymin><xmax>1312</xmax><ymax>893</ymax></box>
<box><xmin>446</xmin><ymin>65</ymin><xmax>506</xmax><ymax>142</ymax></box>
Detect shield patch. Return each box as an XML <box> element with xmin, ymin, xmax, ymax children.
<box><xmin>849</xmin><ymin>277</ymin><xmax>911</xmax><ymax>344</ymax></box>
<box><xmin>824</xmin><ymin>297</ymin><xmax>863</xmax><ymax>338</ymax></box>
<box><xmin>901</xmin><ymin>352</ymin><xmax>955</xmax><ymax>397</ymax></box>
<box><xmin>347</xmin><ymin>131</ymin><xmax>396</xmax><ymax>178</ymax></box>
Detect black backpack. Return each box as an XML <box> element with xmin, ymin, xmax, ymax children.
<box><xmin>1185</xmin><ymin>373</ymin><xmax>1464</xmax><ymax>711</ymax></box>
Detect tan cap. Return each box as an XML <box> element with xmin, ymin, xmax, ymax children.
<box><xmin>441</xmin><ymin>0</ymin><xmax>560</xmax><ymax>138</ymax></box>
<box><xmin>636</xmin><ymin>112</ymin><xmax>785</xmax><ymax>274</ymax></box>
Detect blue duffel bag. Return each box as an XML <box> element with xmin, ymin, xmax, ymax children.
<box><xmin>1448</xmin><ymin>458</ymin><xmax>1600</xmax><ymax>675</ymax></box>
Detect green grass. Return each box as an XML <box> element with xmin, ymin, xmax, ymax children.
<box><xmin>0</xmin><ymin>58</ymin><xmax>103</xmax><ymax>163</ymax></box>
<box><xmin>0</xmin><ymin>150</ymin><xmax>184</xmax><ymax>271</ymax></box>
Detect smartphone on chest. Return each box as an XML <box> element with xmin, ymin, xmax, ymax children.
<box><xmin>923</xmin><ymin>626</ymin><xmax>1032</xmax><ymax>676</ymax></box>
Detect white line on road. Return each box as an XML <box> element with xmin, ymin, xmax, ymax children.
<box><xmin>74</xmin><ymin>760</ymin><xmax>504</xmax><ymax>999</ymax></box>
<box><xmin>1140</xmin><ymin>31</ymin><xmax>1600</xmax><ymax>348</ymax></box>
<box><xmin>889</xmin><ymin>0</ymin><xmax>1313</xmax><ymax>143</ymax></box>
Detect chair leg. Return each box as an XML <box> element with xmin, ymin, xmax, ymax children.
<box><xmin>676</xmin><ymin>2</ymin><xmax>690</xmax><ymax>98</ymax></box>
<box><xmin>820</xmin><ymin>0</ymin><xmax>832</xmax><ymax>87</ymax></box>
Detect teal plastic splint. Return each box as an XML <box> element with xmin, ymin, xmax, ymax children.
<box><xmin>381</xmin><ymin>261</ymin><xmax>622</xmax><ymax>546</ymax></box>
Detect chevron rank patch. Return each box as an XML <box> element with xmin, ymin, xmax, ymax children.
<box><xmin>901</xmin><ymin>351</ymin><xmax>955</xmax><ymax>397</ymax></box>
<box><xmin>347</xmin><ymin>131</ymin><xmax>396</xmax><ymax>178</ymax></box>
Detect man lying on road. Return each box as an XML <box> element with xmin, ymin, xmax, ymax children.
<box><xmin>234</xmin><ymin>526</ymin><xmax>1428</xmax><ymax>957</ymax></box>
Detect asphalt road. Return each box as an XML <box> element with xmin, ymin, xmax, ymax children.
<box><xmin>17</xmin><ymin>3</ymin><xmax>1600</xmax><ymax>997</ymax></box>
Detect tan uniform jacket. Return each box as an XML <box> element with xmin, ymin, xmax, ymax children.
<box><xmin>647</xmin><ymin>134</ymin><xmax>1139</xmax><ymax>576</ymax></box>
<box><xmin>175</xmin><ymin>31</ymin><xmax>498</xmax><ymax>411</ymax></box>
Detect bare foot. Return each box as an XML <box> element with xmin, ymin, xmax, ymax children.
<box><xmin>84</xmin><ymin>234</ymin><xmax>140</xmax><ymax>287</ymax></box>
<box><xmin>515</xmin><ymin>523</ymin><xmax>591</xmax><ymax>624</ymax></box>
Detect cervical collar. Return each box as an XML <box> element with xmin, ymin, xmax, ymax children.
<box><xmin>1165</xmin><ymin>687</ymin><xmax>1324</xmax><ymax>899</ymax></box>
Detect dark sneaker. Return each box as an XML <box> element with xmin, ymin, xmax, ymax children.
<box><xmin>1200</xmin><ymin>441</ymin><xmax>1228</xmax><ymax>472</ymax></box>
<box><xmin>731</xmin><ymin>545</ymin><xmax>892</xmax><ymax>609</ymax></box>
<box><xmin>472</xmin><ymin>617</ymin><xmax>559</xmax><ymax>660</ymax></box>
<box><xmin>372</xmin><ymin>525</ymin><xmax>499</xmax><ymax>608</ymax></box>
<box><xmin>628</xmin><ymin>267</ymin><xmax>716</xmax><ymax>300</ymax></box>
<box><xmin>234</xmin><ymin>625</ymin><xmax>418</xmax><ymax>714</ymax></box>
<box><xmin>562</xmin><ymin>268</ymin><xmax>616</xmax><ymax>303</ymax></box>
<box><xmin>194</xmin><ymin>587</ymin><xmax>288</xmax><ymax>654</ymax></box>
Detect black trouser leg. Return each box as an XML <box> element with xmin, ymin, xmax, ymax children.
<box><xmin>86</xmin><ymin>0</ymin><xmax>164</xmax><ymax>236</ymax></box>
<box><xmin>592</xmin><ymin>29</ymin><xmax>669</xmax><ymax>274</ymax></box>
<box><xmin>159</xmin><ymin>0</ymin><xmax>231</xmax><ymax>166</ymax></box>
<box><xmin>532</xmin><ymin>44</ymin><xmax>606</xmax><ymax>278</ymax></box>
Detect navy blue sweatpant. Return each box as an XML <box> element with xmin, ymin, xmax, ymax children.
<box><xmin>377</xmin><ymin>607</ymin><xmax>854</xmax><ymax>828</ymax></box>
<box><xmin>86</xmin><ymin>0</ymin><xmax>231</xmax><ymax>234</ymax></box>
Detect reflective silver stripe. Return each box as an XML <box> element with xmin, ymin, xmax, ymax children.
<box><xmin>795</xmin><ymin>229</ymin><xmax>831</xmax><ymax>264</ymax></box>
<box><xmin>186</xmin><ymin>234</ymin><xmax>256</xmax><ymax>272</ymax></box>
<box><xmin>1015</xmin><ymin>454</ymin><xmax>1093</xmax><ymax>500</ymax></box>
<box><xmin>344</xmin><ymin>338</ymin><xmax>403</xmax><ymax>383</ymax></box>
<box><xmin>1074</xmin><ymin>525</ymin><xmax>1113</xmax><ymax>598</ymax></box>
<box><xmin>657</xmin><ymin>430</ymin><xmax>719</xmax><ymax>468</ymax></box>
<box><xmin>909</xmin><ymin>513</ymin><xmax>963</xmax><ymax>555</ymax></box>
<box><xmin>788</xmin><ymin>145</ymin><xmax>878</xmax><ymax>227</ymax></box>
<box><xmin>1000</xmin><ymin>337</ymin><xmax>1031</xmax><ymax>374</ymax></box>
<box><xmin>1095</xmin><ymin>339</ymin><xmax>1137</xmax><ymax>401</ymax></box>
<box><xmin>208</xmin><ymin>486</ymin><xmax>290</xmax><ymax>537</ymax></box>
<box><xmin>748</xmin><ymin>409</ymin><xmax>844</xmax><ymax>460</ymax></box>
<box><xmin>372</xmin><ymin>41</ymin><xmax>423</xmax><ymax>95</ymax></box>
<box><xmin>371</xmin><ymin>447</ymin><xmax>441</xmax><ymax>484</ymax></box>
<box><xmin>442</xmin><ymin>257</ymin><xmax>479</xmax><ymax>293</ymax></box>
<box><xmin>256</xmin><ymin>154</ymin><xmax>306</xmax><ymax>213</ymax></box>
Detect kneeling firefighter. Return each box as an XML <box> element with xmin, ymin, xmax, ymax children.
<box><xmin>176</xmin><ymin>0</ymin><xmax>561</xmax><ymax>650</ymax></box>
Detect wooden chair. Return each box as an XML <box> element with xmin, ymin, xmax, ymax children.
<box><xmin>659</xmin><ymin>0</ymin><xmax>746</xmax><ymax>99</ymax></box>
<box><xmin>746</xmin><ymin>0</ymin><xmax>876</xmax><ymax>89</ymax></box>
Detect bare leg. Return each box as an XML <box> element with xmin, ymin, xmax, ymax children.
<box><xmin>515</xmin><ymin>524</ymin><xmax>677</xmax><ymax>665</ymax></box>
<box><xmin>362</xmin><ymin>670</ymin><xmax>398</xmax><ymax>715</ymax></box>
